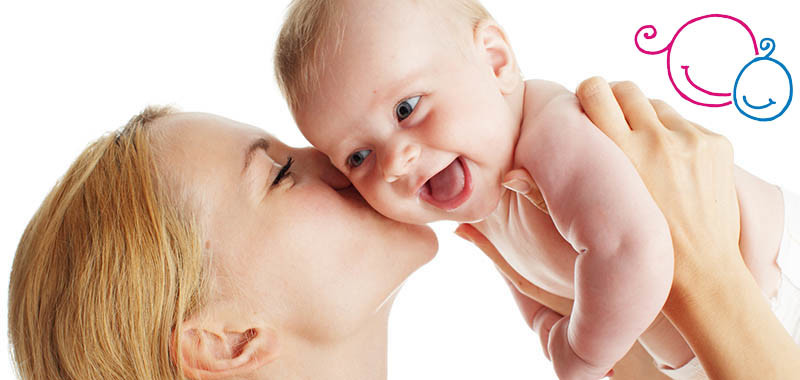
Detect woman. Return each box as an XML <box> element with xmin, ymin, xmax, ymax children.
<box><xmin>9</xmin><ymin>107</ymin><xmax>437</xmax><ymax>379</ymax></box>
<box><xmin>8</xmin><ymin>88</ymin><xmax>798</xmax><ymax>379</ymax></box>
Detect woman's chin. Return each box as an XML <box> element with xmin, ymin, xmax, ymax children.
<box><xmin>337</xmin><ymin>185</ymin><xmax>438</xmax><ymax>274</ymax></box>
<box><xmin>375</xmin><ymin>280</ymin><xmax>407</xmax><ymax>313</ymax></box>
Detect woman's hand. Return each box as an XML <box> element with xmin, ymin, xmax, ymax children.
<box><xmin>570</xmin><ymin>77</ymin><xmax>800</xmax><ymax>379</ymax></box>
<box><xmin>504</xmin><ymin>77</ymin><xmax>741</xmax><ymax>292</ymax></box>
<box><xmin>454</xmin><ymin>223</ymin><xmax>572</xmax><ymax>315</ymax></box>
<box><xmin>455</xmin><ymin>222</ymin><xmax>670</xmax><ymax>380</ymax></box>
<box><xmin>504</xmin><ymin>78</ymin><xmax>741</xmax><ymax>279</ymax></box>
<box><xmin>575</xmin><ymin>78</ymin><xmax>740</xmax><ymax>289</ymax></box>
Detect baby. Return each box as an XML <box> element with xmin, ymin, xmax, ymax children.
<box><xmin>275</xmin><ymin>1</ymin><xmax>670</xmax><ymax>377</ymax></box>
<box><xmin>274</xmin><ymin>0</ymin><xmax>797</xmax><ymax>379</ymax></box>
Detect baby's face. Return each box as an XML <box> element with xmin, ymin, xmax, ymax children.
<box><xmin>296</xmin><ymin>0</ymin><xmax>518</xmax><ymax>224</ymax></box>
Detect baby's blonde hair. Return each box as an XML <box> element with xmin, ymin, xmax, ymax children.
<box><xmin>9</xmin><ymin>106</ymin><xmax>209</xmax><ymax>380</ymax></box>
<box><xmin>274</xmin><ymin>0</ymin><xmax>491</xmax><ymax>115</ymax></box>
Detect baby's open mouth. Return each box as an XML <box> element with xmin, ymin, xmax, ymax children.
<box><xmin>420</xmin><ymin>156</ymin><xmax>472</xmax><ymax>211</ymax></box>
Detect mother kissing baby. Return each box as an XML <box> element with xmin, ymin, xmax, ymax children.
<box><xmin>8</xmin><ymin>0</ymin><xmax>800</xmax><ymax>379</ymax></box>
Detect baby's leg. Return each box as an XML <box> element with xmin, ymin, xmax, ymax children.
<box><xmin>639</xmin><ymin>165</ymin><xmax>785</xmax><ymax>373</ymax></box>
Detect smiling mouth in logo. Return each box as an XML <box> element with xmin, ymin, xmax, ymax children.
<box><xmin>681</xmin><ymin>65</ymin><xmax>732</xmax><ymax>97</ymax></box>
<box><xmin>742</xmin><ymin>96</ymin><xmax>776</xmax><ymax>109</ymax></box>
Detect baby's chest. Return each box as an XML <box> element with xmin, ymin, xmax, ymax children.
<box><xmin>475</xmin><ymin>192</ymin><xmax>578</xmax><ymax>298</ymax></box>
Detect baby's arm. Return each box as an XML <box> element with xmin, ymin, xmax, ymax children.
<box><xmin>516</xmin><ymin>81</ymin><xmax>674</xmax><ymax>378</ymax></box>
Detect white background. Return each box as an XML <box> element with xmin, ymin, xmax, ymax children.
<box><xmin>1</xmin><ymin>1</ymin><xmax>797</xmax><ymax>379</ymax></box>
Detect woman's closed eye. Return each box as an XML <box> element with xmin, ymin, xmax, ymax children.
<box><xmin>395</xmin><ymin>95</ymin><xmax>421</xmax><ymax>122</ymax></box>
<box><xmin>347</xmin><ymin>149</ymin><xmax>371</xmax><ymax>169</ymax></box>
<box><xmin>271</xmin><ymin>156</ymin><xmax>294</xmax><ymax>186</ymax></box>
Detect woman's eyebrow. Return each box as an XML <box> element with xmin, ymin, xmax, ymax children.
<box><xmin>242</xmin><ymin>137</ymin><xmax>271</xmax><ymax>175</ymax></box>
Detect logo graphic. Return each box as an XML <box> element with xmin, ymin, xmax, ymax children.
<box><xmin>635</xmin><ymin>14</ymin><xmax>793</xmax><ymax>122</ymax></box>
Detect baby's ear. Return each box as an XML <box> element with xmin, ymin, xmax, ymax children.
<box><xmin>173</xmin><ymin>320</ymin><xmax>280</xmax><ymax>379</ymax></box>
<box><xmin>473</xmin><ymin>20</ymin><xmax>520</xmax><ymax>95</ymax></box>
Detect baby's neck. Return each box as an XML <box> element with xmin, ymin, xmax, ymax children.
<box><xmin>496</xmin><ymin>77</ymin><xmax>527</xmax><ymax>176</ymax></box>
<box><xmin>503</xmin><ymin>77</ymin><xmax>526</xmax><ymax>145</ymax></box>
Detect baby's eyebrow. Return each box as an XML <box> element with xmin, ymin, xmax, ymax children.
<box><xmin>242</xmin><ymin>138</ymin><xmax>270</xmax><ymax>175</ymax></box>
<box><xmin>381</xmin><ymin>69</ymin><xmax>425</xmax><ymax>104</ymax></box>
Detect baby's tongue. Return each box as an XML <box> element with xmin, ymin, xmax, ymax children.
<box><xmin>428</xmin><ymin>159</ymin><xmax>465</xmax><ymax>202</ymax></box>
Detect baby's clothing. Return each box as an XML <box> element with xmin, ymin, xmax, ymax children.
<box><xmin>659</xmin><ymin>187</ymin><xmax>800</xmax><ymax>380</ymax></box>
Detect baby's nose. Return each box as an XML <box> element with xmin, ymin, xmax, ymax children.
<box><xmin>382</xmin><ymin>143</ymin><xmax>420</xmax><ymax>183</ymax></box>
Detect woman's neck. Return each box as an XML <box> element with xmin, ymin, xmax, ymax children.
<box><xmin>259</xmin><ymin>306</ymin><xmax>391</xmax><ymax>379</ymax></box>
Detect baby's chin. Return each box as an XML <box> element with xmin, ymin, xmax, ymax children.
<box><xmin>399</xmin><ymin>188</ymin><xmax>503</xmax><ymax>225</ymax></box>
<box><xmin>448</xmin><ymin>189</ymin><xmax>504</xmax><ymax>223</ymax></box>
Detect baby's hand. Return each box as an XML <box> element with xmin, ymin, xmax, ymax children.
<box><xmin>546</xmin><ymin>317</ymin><xmax>614</xmax><ymax>380</ymax></box>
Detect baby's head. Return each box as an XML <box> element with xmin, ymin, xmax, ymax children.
<box><xmin>275</xmin><ymin>0</ymin><xmax>524</xmax><ymax>224</ymax></box>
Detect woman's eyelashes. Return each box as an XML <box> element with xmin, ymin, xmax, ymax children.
<box><xmin>395</xmin><ymin>95</ymin><xmax>421</xmax><ymax>122</ymax></box>
<box><xmin>347</xmin><ymin>149</ymin><xmax>371</xmax><ymax>168</ymax></box>
<box><xmin>271</xmin><ymin>157</ymin><xmax>294</xmax><ymax>186</ymax></box>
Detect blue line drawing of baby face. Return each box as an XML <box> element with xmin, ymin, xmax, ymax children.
<box><xmin>733</xmin><ymin>38</ymin><xmax>793</xmax><ymax>121</ymax></box>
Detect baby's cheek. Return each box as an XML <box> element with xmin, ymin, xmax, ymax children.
<box><xmin>358</xmin><ymin>181</ymin><xmax>394</xmax><ymax>212</ymax></box>
<box><xmin>467</xmin><ymin>178</ymin><xmax>506</xmax><ymax>221</ymax></box>
<box><xmin>349</xmin><ymin>177</ymin><xmax>384</xmax><ymax>207</ymax></box>
<box><xmin>358</xmin><ymin>181</ymin><xmax>425</xmax><ymax>223</ymax></box>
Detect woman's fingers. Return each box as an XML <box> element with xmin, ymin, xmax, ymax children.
<box><xmin>576</xmin><ymin>77</ymin><xmax>630</xmax><ymax>142</ymax></box>
<box><xmin>690</xmin><ymin>121</ymin><xmax>724</xmax><ymax>138</ymax></box>
<box><xmin>500</xmin><ymin>276</ymin><xmax>546</xmax><ymax>327</ymax></box>
<box><xmin>610</xmin><ymin>81</ymin><xmax>661</xmax><ymax>132</ymax></box>
<box><xmin>454</xmin><ymin>223</ymin><xmax>573</xmax><ymax>316</ymax></box>
<box><xmin>530</xmin><ymin>306</ymin><xmax>563</xmax><ymax>361</ymax></box>
<box><xmin>649</xmin><ymin>99</ymin><xmax>694</xmax><ymax>133</ymax></box>
<box><xmin>454</xmin><ymin>224</ymin><xmax>517</xmax><ymax>286</ymax></box>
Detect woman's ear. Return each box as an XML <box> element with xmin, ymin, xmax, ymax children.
<box><xmin>473</xmin><ymin>20</ymin><xmax>520</xmax><ymax>95</ymax></box>
<box><xmin>175</xmin><ymin>322</ymin><xmax>280</xmax><ymax>380</ymax></box>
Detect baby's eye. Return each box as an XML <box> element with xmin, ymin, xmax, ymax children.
<box><xmin>395</xmin><ymin>96</ymin><xmax>421</xmax><ymax>122</ymax></box>
<box><xmin>347</xmin><ymin>149</ymin><xmax>372</xmax><ymax>168</ymax></box>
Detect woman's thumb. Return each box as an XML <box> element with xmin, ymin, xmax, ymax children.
<box><xmin>502</xmin><ymin>169</ymin><xmax>548</xmax><ymax>214</ymax></box>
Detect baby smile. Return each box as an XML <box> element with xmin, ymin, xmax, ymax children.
<box><xmin>419</xmin><ymin>156</ymin><xmax>473</xmax><ymax>211</ymax></box>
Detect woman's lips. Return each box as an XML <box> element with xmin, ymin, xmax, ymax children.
<box><xmin>419</xmin><ymin>157</ymin><xmax>473</xmax><ymax>211</ymax></box>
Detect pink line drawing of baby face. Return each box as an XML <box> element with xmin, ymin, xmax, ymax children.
<box><xmin>636</xmin><ymin>14</ymin><xmax>759</xmax><ymax>107</ymax></box>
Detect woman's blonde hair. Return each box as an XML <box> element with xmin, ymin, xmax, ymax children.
<box><xmin>9</xmin><ymin>106</ymin><xmax>208</xmax><ymax>379</ymax></box>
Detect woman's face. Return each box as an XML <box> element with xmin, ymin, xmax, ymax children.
<box><xmin>154</xmin><ymin>113</ymin><xmax>437</xmax><ymax>341</ymax></box>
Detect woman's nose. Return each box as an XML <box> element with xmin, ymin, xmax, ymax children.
<box><xmin>381</xmin><ymin>142</ymin><xmax>420</xmax><ymax>183</ymax></box>
<box><xmin>297</xmin><ymin>147</ymin><xmax>351</xmax><ymax>189</ymax></box>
